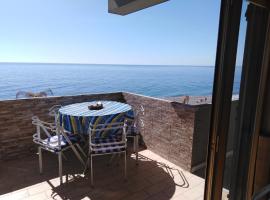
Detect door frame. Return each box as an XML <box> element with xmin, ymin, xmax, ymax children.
<box><xmin>204</xmin><ymin>0</ymin><xmax>243</xmax><ymax>199</ymax></box>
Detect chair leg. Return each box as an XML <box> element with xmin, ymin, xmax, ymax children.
<box><xmin>124</xmin><ymin>151</ymin><xmax>127</xmax><ymax>180</ymax></box>
<box><xmin>70</xmin><ymin>144</ymin><xmax>86</xmax><ymax>167</ymax></box>
<box><xmin>108</xmin><ymin>154</ymin><xmax>116</xmax><ymax>166</ymax></box>
<box><xmin>38</xmin><ymin>147</ymin><xmax>43</xmax><ymax>174</ymax></box>
<box><xmin>62</xmin><ymin>152</ymin><xmax>68</xmax><ymax>161</ymax></box>
<box><xmin>78</xmin><ymin>134</ymin><xmax>87</xmax><ymax>144</ymax></box>
<box><xmin>90</xmin><ymin>155</ymin><xmax>93</xmax><ymax>186</ymax></box>
<box><xmin>61</xmin><ymin>132</ymin><xmax>85</xmax><ymax>167</ymax></box>
<box><xmin>133</xmin><ymin>137</ymin><xmax>136</xmax><ymax>153</ymax></box>
<box><xmin>135</xmin><ymin>135</ymin><xmax>139</xmax><ymax>165</ymax></box>
<box><xmin>58</xmin><ymin>152</ymin><xmax>63</xmax><ymax>185</ymax></box>
<box><xmin>83</xmin><ymin>148</ymin><xmax>91</xmax><ymax>175</ymax></box>
<box><xmin>76</xmin><ymin>144</ymin><xmax>87</xmax><ymax>158</ymax></box>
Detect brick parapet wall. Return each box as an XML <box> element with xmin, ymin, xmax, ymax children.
<box><xmin>0</xmin><ymin>91</ymin><xmax>238</xmax><ymax>174</ymax></box>
<box><xmin>0</xmin><ymin>92</ymin><xmax>124</xmax><ymax>160</ymax></box>
<box><xmin>123</xmin><ymin>92</ymin><xmax>197</xmax><ymax>171</ymax></box>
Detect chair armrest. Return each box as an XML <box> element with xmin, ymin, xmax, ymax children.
<box><xmin>32</xmin><ymin>116</ymin><xmax>55</xmax><ymax>129</ymax></box>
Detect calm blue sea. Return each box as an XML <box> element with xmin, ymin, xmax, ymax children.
<box><xmin>0</xmin><ymin>63</ymin><xmax>242</xmax><ymax>100</ymax></box>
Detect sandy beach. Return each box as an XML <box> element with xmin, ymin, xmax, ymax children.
<box><xmin>164</xmin><ymin>94</ymin><xmax>239</xmax><ymax>105</ymax></box>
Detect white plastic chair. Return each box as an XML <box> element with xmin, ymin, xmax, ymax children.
<box><xmin>32</xmin><ymin>116</ymin><xmax>86</xmax><ymax>184</ymax></box>
<box><xmin>85</xmin><ymin>122</ymin><xmax>127</xmax><ymax>186</ymax></box>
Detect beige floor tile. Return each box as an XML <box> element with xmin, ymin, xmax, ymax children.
<box><xmin>0</xmin><ymin>150</ymin><xmax>209</xmax><ymax>200</ymax></box>
<box><xmin>26</xmin><ymin>192</ymin><xmax>47</xmax><ymax>200</ymax></box>
<box><xmin>10</xmin><ymin>189</ymin><xmax>29</xmax><ymax>200</ymax></box>
<box><xmin>0</xmin><ymin>193</ymin><xmax>12</xmax><ymax>200</ymax></box>
<box><xmin>27</xmin><ymin>183</ymin><xmax>52</xmax><ymax>196</ymax></box>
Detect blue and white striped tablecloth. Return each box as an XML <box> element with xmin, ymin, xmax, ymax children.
<box><xmin>59</xmin><ymin>101</ymin><xmax>134</xmax><ymax>135</ymax></box>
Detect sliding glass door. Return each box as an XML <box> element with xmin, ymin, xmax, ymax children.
<box><xmin>205</xmin><ymin>0</ymin><xmax>270</xmax><ymax>199</ymax></box>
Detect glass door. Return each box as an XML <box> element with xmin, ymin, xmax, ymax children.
<box><xmin>205</xmin><ymin>0</ymin><xmax>270</xmax><ymax>199</ymax></box>
<box><xmin>204</xmin><ymin>0</ymin><xmax>244</xmax><ymax>199</ymax></box>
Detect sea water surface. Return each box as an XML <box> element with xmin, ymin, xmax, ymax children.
<box><xmin>0</xmin><ymin>63</ymin><xmax>241</xmax><ymax>100</ymax></box>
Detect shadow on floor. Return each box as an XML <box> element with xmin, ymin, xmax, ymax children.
<box><xmin>0</xmin><ymin>150</ymin><xmax>189</xmax><ymax>200</ymax></box>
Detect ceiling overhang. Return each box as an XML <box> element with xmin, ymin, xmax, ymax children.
<box><xmin>108</xmin><ymin>0</ymin><xmax>169</xmax><ymax>15</ymax></box>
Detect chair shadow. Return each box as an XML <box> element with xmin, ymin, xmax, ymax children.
<box><xmin>49</xmin><ymin>153</ymin><xmax>189</xmax><ymax>200</ymax></box>
<box><xmin>0</xmin><ymin>149</ymin><xmax>190</xmax><ymax>200</ymax></box>
<box><xmin>0</xmin><ymin>151</ymin><xmax>84</xmax><ymax>195</ymax></box>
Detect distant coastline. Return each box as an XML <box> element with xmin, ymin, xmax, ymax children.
<box><xmin>165</xmin><ymin>95</ymin><xmax>239</xmax><ymax>105</ymax></box>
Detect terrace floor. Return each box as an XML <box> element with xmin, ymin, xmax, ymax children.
<box><xmin>0</xmin><ymin>149</ymin><xmax>206</xmax><ymax>200</ymax></box>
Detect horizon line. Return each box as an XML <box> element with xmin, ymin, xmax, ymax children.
<box><xmin>0</xmin><ymin>61</ymin><xmax>243</xmax><ymax>68</ymax></box>
<box><xmin>0</xmin><ymin>61</ymin><xmax>219</xmax><ymax>67</ymax></box>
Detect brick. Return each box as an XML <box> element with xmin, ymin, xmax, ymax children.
<box><xmin>0</xmin><ymin>91</ymin><xmax>238</xmax><ymax>180</ymax></box>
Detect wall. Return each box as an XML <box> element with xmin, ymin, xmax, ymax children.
<box><xmin>191</xmin><ymin>101</ymin><xmax>239</xmax><ymax>187</ymax></box>
<box><xmin>0</xmin><ymin>91</ymin><xmax>238</xmax><ymax>174</ymax></box>
<box><xmin>123</xmin><ymin>92</ymin><xmax>196</xmax><ymax>171</ymax></box>
<box><xmin>0</xmin><ymin>92</ymin><xmax>124</xmax><ymax>160</ymax></box>
<box><xmin>123</xmin><ymin>92</ymin><xmax>238</xmax><ymax>173</ymax></box>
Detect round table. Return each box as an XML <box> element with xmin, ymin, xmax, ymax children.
<box><xmin>59</xmin><ymin>101</ymin><xmax>134</xmax><ymax>135</ymax></box>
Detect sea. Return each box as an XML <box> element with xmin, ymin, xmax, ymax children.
<box><xmin>0</xmin><ymin>63</ymin><xmax>242</xmax><ymax>100</ymax></box>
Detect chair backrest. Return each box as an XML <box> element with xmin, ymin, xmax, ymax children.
<box><xmin>48</xmin><ymin>105</ymin><xmax>62</xmax><ymax>125</ymax></box>
<box><xmin>32</xmin><ymin>116</ymin><xmax>54</xmax><ymax>138</ymax></box>
<box><xmin>126</xmin><ymin>105</ymin><xmax>145</xmax><ymax>134</ymax></box>
<box><xmin>88</xmin><ymin>122</ymin><xmax>126</xmax><ymax>142</ymax></box>
<box><xmin>32</xmin><ymin>116</ymin><xmax>64</xmax><ymax>150</ymax></box>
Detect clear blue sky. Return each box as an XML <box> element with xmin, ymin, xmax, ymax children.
<box><xmin>0</xmin><ymin>0</ymin><xmax>246</xmax><ymax>66</ymax></box>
